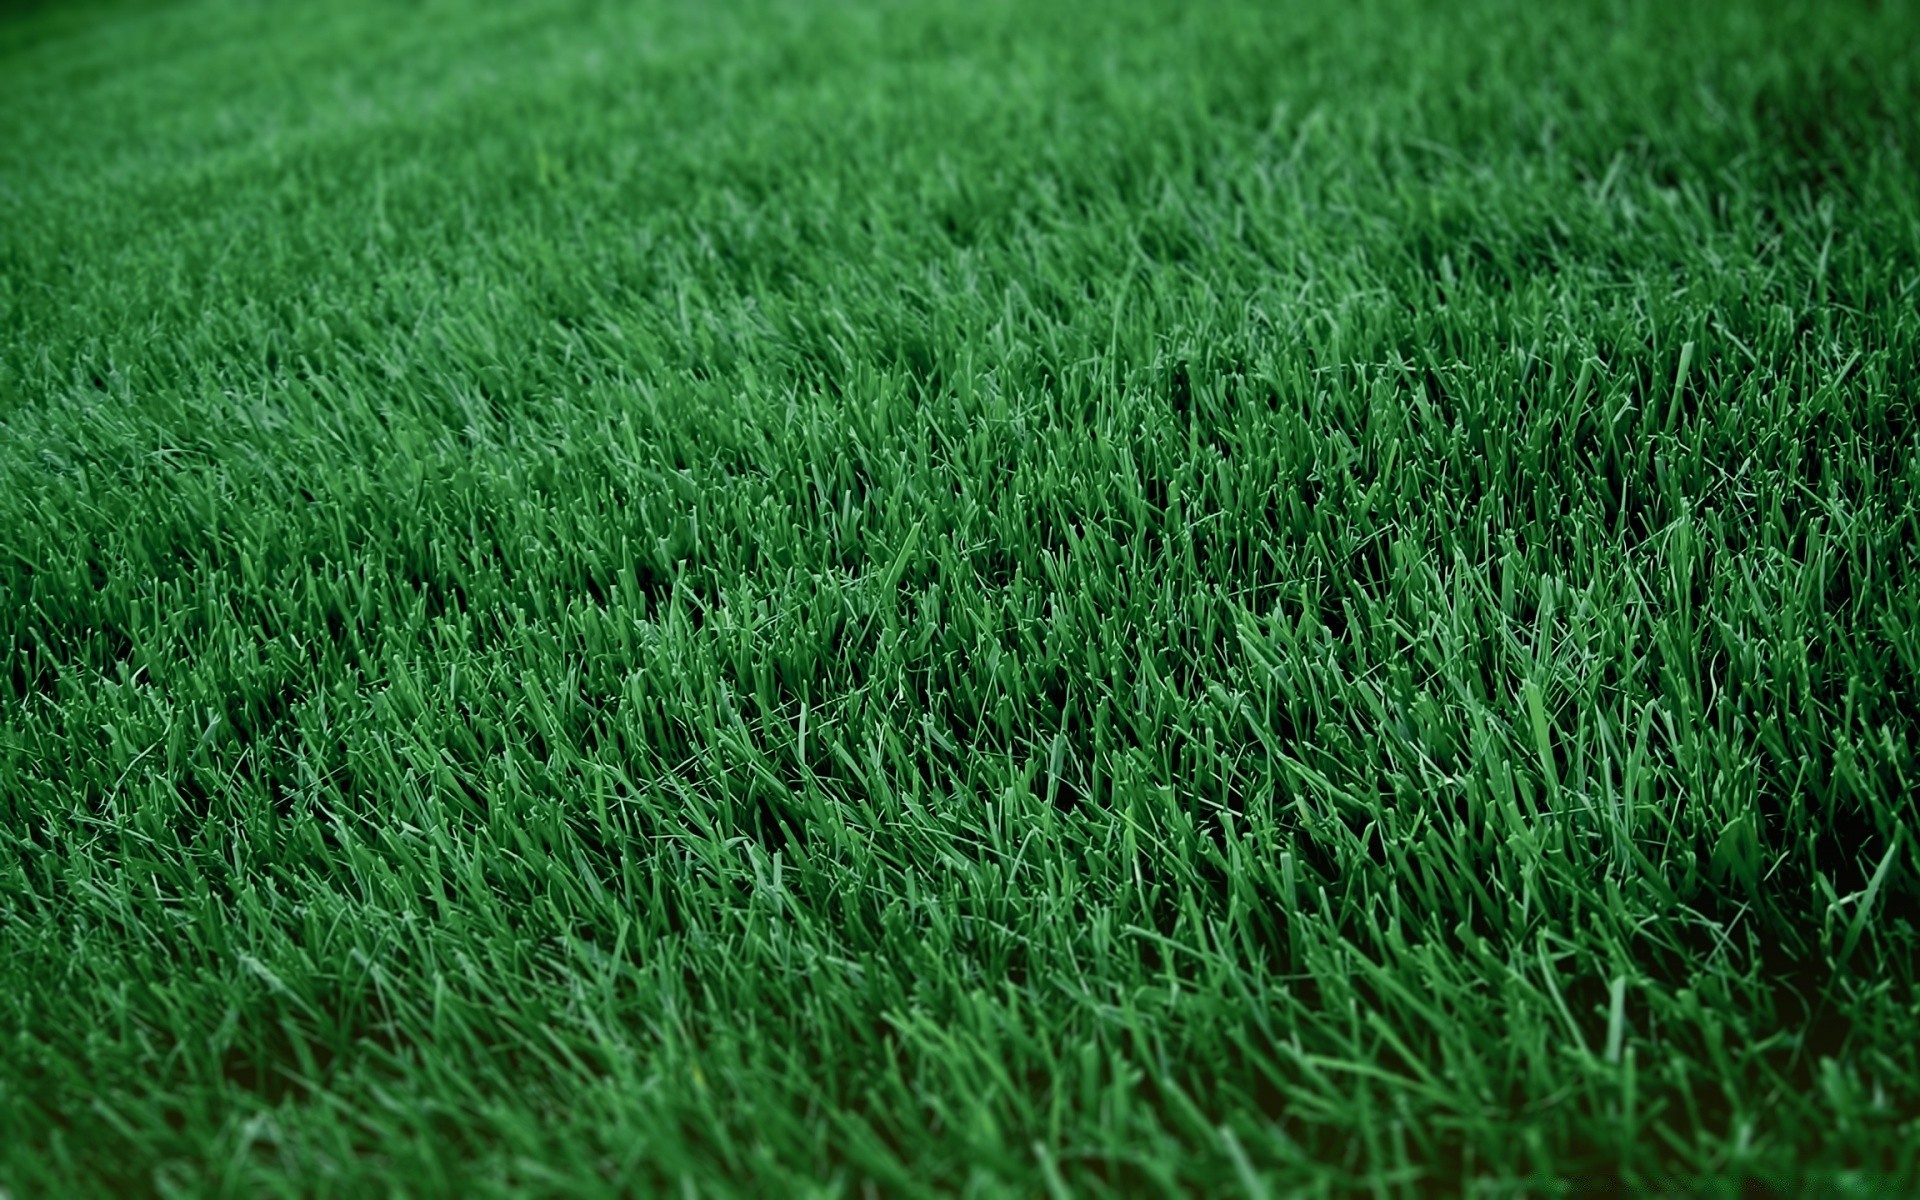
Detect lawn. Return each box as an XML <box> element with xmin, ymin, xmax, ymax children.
<box><xmin>3</xmin><ymin>0</ymin><xmax>1918</xmax><ymax>1194</ymax></box>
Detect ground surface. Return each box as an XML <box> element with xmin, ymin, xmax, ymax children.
<box><xmin>3</xmin><ymin>0</ymin><xmax>1919</xmax><ymax>1195</ymax></box>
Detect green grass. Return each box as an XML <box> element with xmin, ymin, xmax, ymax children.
<box><xmin>3</xmin><ymin>0</ymin><xmax>1919</xmax><ymax>1194</ymax></box>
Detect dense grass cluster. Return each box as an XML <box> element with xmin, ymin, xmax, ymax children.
<box><xmin>4</xmin><ymin>0</ymin><xmax>1919</xmax><ymax>1194</ymax></box>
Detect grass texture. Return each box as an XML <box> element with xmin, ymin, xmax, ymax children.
<box><xmin>3</xmin><ymin>0</ymin><xmax>1920</xmax><ymax>1194</ymax></box>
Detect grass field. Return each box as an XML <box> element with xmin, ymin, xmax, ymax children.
<box><xmin>4</xmin><ymin>0</ymin><xmax>1919</xmax><ymax>1194</ymax></box>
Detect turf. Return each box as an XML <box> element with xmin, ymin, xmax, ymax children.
<box><xmin>3</xmin><ymin>0</ymin><xmax>1919</xmax><ymax>1194</ymax></box>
